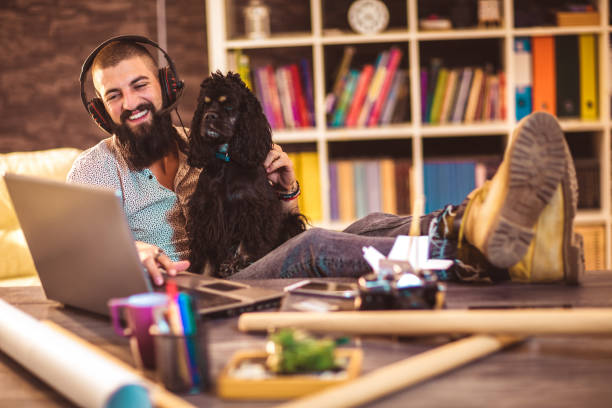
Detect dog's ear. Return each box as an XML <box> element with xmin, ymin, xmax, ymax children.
<box><xmin>228</xmin><ymin>73</ymin><xmax>272</xmax><ymax>167</ymax></box>
<box><xmin>187</xmin><ymin>78</ymin><xmax>216</xmax><ymax>167</ymax></box>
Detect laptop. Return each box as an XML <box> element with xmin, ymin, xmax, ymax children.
<box><xmin>4</xmin><ymin>173</ymin><xmax>284</xmax><ymax>318</ymax></box>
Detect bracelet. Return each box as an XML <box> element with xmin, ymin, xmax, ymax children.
<box><xmin>278</xmin><ymin>180</ymin><xmax>300</xmax><ymax>201</ymax></box>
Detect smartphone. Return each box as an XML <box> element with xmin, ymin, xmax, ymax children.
<box><xmin>283</xmin><ymin>279</ymin><xmax>358</xmax><ymax>299</ymax></box>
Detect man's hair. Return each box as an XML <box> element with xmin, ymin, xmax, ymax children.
<box><xmin>91</xmin><ymin>40</ymin><xmax>158</xmax><ymax>75</ymax></box>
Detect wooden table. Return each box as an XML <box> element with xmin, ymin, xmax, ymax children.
<box><xmin>2</xmin><ymin>271</ymin><xmax>612</xmax><ymax>407</ymax></box>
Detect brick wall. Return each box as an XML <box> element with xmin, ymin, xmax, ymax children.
<box><xmin>0</xmin><ymin>0</ymin><xmax>208</xmax><ymax>152</ymax></box>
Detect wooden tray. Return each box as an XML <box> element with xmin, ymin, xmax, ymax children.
<box><xmin>217</xmin><ymin>348</ymin><xmax>363</xmax><ymax>400</ymax></box>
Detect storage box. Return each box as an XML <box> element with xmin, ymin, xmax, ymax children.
<box><xmin>556</xmin><ymin>12</ymin><xmax>600</xmax><ymax>27</ymax></box>
<box><xmin>217</xmin><ymin>348</ymin><xmax>363</xmax><ymax>400</ymax></box>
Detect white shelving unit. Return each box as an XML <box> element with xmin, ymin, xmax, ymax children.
<box><xmin>206</xmin><ymin>0</ymin><xmax>612</xmax><ymax>269</ymax></box>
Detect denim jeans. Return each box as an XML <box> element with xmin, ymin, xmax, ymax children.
<box><xmin>228</xmin><ymin>210</ymin><xmax>452</xmax><ymax>280</ymax></box>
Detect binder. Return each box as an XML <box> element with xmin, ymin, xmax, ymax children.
<box><xmin>532</xmin><ymin>36</ymin><xmax>556</xmax><ymax>115</ymax></box>
<box><xmin>578</xmin><ymin>34</ymin><xmax>598</xmax><ymax>120</ymax></box>
<box><xmin>514</xmin><ymin>37</ymin><xmax>533</xmax><ymax>120</ymax></box>
<box><xmin>555</xmin><ymin>36</ymin><xmax>580</xmax><ymax>118</ymax></box>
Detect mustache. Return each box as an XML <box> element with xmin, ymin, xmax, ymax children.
<box><xmin>120</xmin><ymin>102</ymin><xmax>156</xmax><ymax>124</ymax></box>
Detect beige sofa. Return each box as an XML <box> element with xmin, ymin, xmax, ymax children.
<box><xmin>0</xmin><ymin>148</ymin><xmax>82</xmax><ymax>285</ymax></box>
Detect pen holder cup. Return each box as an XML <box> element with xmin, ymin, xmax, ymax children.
<box><xmin>153</xmin><ymin>328</ymin><xmax>210</xmax><ymax>394</ymax></box>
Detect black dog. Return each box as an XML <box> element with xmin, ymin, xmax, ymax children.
<box><xmin>186</xmin><ymin>71</ymin><xmax>307</xmax><ymax>277</ymax></box>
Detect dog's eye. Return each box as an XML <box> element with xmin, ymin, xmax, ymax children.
<box><xmin>204</xmin><ymin>96</ymin><xmax>211</xmax><ymax>103</ymax></box>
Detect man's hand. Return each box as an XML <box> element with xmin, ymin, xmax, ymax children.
<box><xmin>135</xmin><ymin>241</ymin><xmax>190</xmax><ymax>286</ymax></box>
<box><xmin>264</xmin><ymin>143</ymin><xmax>297</xmax><ymax>193</ymax></box>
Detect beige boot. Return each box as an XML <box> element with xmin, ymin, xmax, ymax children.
<box><xmin>459</xmin><ymin>112</ymin><xmax>568</xmax><ymax>270</ymax></box>
<box><xmin>509</xmin><ymin>138</ymin><xmax>584</xmax><ymax>284</ymax></box>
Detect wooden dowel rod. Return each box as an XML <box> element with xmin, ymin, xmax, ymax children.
<box><xmin>42</xmin><ymin>321</ymin><xmax>196</xmax><ymax>408</ymax></box>
<box><xmin>276</xmin><ymin>334</ymin><xmax>522</xmax><ymax>408</ymax></box>
<box><xmin>239</xmin><ymin>308</ymin><xmax>612</xmax><ymax>336</ymax></box>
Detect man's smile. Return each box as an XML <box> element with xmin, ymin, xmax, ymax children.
<box><xmin>128</xmin><ymin>109</ymin><xmax>150</xmax><ymax>123</ymax></box>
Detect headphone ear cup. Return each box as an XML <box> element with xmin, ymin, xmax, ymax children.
<box><xmin>158</xmin><ymin>66</ymin><xmax>183</xmax><ymax>108</ymax></box>
<box><xmin>87</xmin><ymin>98</ymin><xmax>114</xmax><ymax>134</ymax></box>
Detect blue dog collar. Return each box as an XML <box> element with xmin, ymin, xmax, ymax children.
<box><xmin>215</xmin><ymin>143</ymin><xmax>230</xmax><ymax>162</ymax></box>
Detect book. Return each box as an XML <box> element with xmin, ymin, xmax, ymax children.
<box><xmin>420</xmin><ymin>68</ymin><xmax>428</xmax><ymax>123</ymax></box>
<box><xmin>380</xmin><ymin>70</ymin><xmax>406</xmax><ymax>125</ymax></box>
<box><xmin>367</xmin><ymin>47</ymin><xmax>404</xmax><ymax>126</ymax></box>
<box><xmin>299</xmin><ymin>58</ymin><xmax>316</xmax><ymax>126</ymax></box>
<box><xmin>364</xmin><ymin>160</ymin><xmax>381</xmax><ymax>213</ymax></box>
<box><xmin>394</xmin><ymin>159</ymin><xmax>411</xmax><ymax>215</ymax></box>
<box><xmin>438</xmin><ymin>68</ymin><xmax>459</xmax><ymax>124</ymax></box>
<box><xmin>555</xmin><ymin>36</ymin><xmax>581</xmax><ymax>118</ymax></box>
<box><xmin>429</xmin><ymin>68</ymin><xmax>449</xmax><ymax>124</ymax></box>
<box><xmin>265</xmin><ymin>65</ymin><xmax>285</xmax><ymax>129</ymax></box>
<box><xmin>425</xmin><ymin>58</ymin><xmax>443</xmax><ymax>124</ymax></box>
<box><xmin>236</xmin><ymin>50</ymin><xmax>253</xmax><ymax>90</ymax></box>
<box><xmin>331</xmin><ymin>69</ymin><xmax>359</xmax><ymax>127</ymax></box>
<box><xmin>337</xmin><ymin>160</ymin><xmax>356</xmax><ymax>222</ymax></box>
<box><xmin>578</xmin><ymin>34</ymin><xmax>598</xmax><ymax>120</ymax></box>
<box><xmin>451</xmin><ymin>67</ymin><xmax>473</xmax><ymax>123</ymax></box>
<box><xmin>380</xmin><ymin>158</ymin><xmax>397</xmax><ymax>214</ymax></box>
<box><xmin>276</xmin><ymin>67</ymin><xmax>295</xmax><ymax>128</ymax></box>
<box><xmin>464</xmin><ymin>68</ymin><xmax>484</xmax><ymax>123</ymax></box>
<box><xmin>353</xmin><ymin>160</ymin><xmax>368</xmax><ymax>219</ymax></box>
<box><xmin>283</xmin><ymin>66</ymin><xmax>303</xmax><ymax>127</ymax></box>
<box><xmin>532</xmin><ymin>36</ymin><xmax>556</xmax><ymax>115</ymax></box>
<box><xmin>345</xmin><ymin>64</ymin><xmax>375</xmax><ymax>127</ymax></box>
<box><xmin>514</xmin><ymin>37</ymin><xmax>533</xmax><ymax>120</ymax></box>
<box><xmin>327</xmin><ymin>46</ymin><xmax>356</xmax><ymax>115</ymax></box>
<box><xmin>358</xmin><ymin>51</ymin><xmax>390</xmax><ymax>127</ymax></box>
<box><xmin>328</xmin><ymin>161</ymin><xmax>340</xmax><ymax>221</ymax></box>
<box><xmin>254</xmin><ymin>67</ymin><xmax>275</xmax><ymax>129</ymax></box>
<box><xmin>299</xmin><ymin>152</ymin><xmax>322</xmax><ymax>221</ymax></box>
<box><xmin>289</xmin><ymin>64</ymin><xmax>310</xmax><ymax>128</ymax></box>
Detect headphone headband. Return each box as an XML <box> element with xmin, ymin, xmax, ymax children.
<box><xmin>80</xmin><ymin>35</ymin><xmax>184</xmax><ymax>134</ymax></box>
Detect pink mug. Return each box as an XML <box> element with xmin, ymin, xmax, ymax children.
<box><xmin>108</xmin><ymin>292</ymin><xmax>168</xmax><ymax>369</ymax></box>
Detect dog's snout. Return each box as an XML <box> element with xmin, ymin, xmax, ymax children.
<box><xmin>204</xmin><ymin>111</ymin><xmax>218</xmax><ymax>121</ymax></box>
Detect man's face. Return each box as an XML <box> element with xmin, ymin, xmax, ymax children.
<box><xmin>92</xmin><ymin>56</ymin><xmax>163</xmax><ymax>133</ymax></box>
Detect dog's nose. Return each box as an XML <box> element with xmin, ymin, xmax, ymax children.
<box><xmin>204</xmin><ymin>111</ymin><xmax>218</xmax><ymax>121</ymax></box>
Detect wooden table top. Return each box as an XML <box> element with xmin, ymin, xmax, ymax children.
<box><xmin>2</xmin><ymin>271</ymin><xmax>612</xmax><ymax>407</ymax></box>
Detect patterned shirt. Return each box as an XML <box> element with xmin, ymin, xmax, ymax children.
<box><xmin>66</xmin><ymin>130</ymin><xmax>200</xmax><ymax>262</ymax></box>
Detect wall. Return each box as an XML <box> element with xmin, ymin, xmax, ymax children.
<box><xmin>0</xmin><ymin>0</ymin><xmax>208</xmax><ymax>152</ymax></box>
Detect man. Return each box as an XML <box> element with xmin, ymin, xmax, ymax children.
<box><xmin>69</xmin><ymin>37</ymin><xmax>583</xmax><ymax>286</ymax></box>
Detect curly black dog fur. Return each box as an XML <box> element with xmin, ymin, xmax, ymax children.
<box><xmin>187</xmin><ymin>71</ymin><xmax>307</xmax><ymax>277</ymax></box>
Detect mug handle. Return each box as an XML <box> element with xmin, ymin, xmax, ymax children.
<box><xmin>108</xmin><ymin>298</ymin><xmax>131</xmax><ymax>337</ymax></box>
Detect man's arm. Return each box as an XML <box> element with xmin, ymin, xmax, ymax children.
<box><xmin>66</xmin><ymin>143</ymin><xmax>188</xmax><ymax>286</ymax></box>
<box><xmin>264</xmin><ymin>143</ymin><xmax>300</xmax><ymax>214</ymax></box>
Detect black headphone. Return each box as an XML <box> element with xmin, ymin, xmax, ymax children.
<box><xmin>80</xmin><ymin>35</ymin><xmax>184</xmax><ymax>135</ymax></box>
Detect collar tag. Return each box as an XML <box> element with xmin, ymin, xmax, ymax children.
<box><xmin>215</xmin><ymin>143</ymin><xmax>230</xmax><ymax>162</ymax></box>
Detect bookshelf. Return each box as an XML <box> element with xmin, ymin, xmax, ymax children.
<box><xmin>206</xmin><ymin>0</ymin><xmax>612</xmax><ymax>270</ymax></box>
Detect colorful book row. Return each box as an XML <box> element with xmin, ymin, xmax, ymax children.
<box><xmin>228</xmin><ymin>51</ymin><xmax>315</xmax><ymax>130</ymax></box>
<box><xmin>328</xmin><ymin>158</ymin><xmax>411</xmax><ymax>222</ymax></box>
<box><xmin>514</xmin><ymin>34</ymin><xmax>598</xmax><ymax>120</ymax></box>
<box><xmin>326</xmin><ymin>46</ymin><xmax>408</xmax><ymax>128</ymax></box>
<box><xmin>421</xmin><ymin>62</ymin><xmax>506</xmax><ymax>124</ymax></box>
<box><xmin>287</xmin><ymin>151</ymin><xmax>322</xmax><ymax>222</ymax></box>
<box><xmin>328</xmin><ymin>157</ymin><xmax>501</xmax><ymax>223</ymax></box>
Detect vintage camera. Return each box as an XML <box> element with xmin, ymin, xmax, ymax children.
<box><xmin>356</xmin><ymin>259</ymin><xmax>446</xmax><ymax>310</ymax></box>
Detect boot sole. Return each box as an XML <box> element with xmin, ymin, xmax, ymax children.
<box><xmin>561</xmin><ymin>140</ymin><xmax>584</xmax><ymax>285</ymax></box>
<box><xmin>485</xmin><ymin>112</ymin><xmax>567</xmax><ymax>268</ymax></box>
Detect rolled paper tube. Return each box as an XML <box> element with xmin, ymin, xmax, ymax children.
<box><xmin>276</xmin><ymin>334</ymin><xmax>522</xmax><ymax>408</ymax></box>
<box><xmin>0</xmin><ymin>298</ymin><xmax>151</xmax><ymax>408</ymax></box>
<box><xmin>41</xmin><ymin>321</ymin><xmax>197</xmax><ymax>408</ymax></box>
<box><xmin>238</xmin><ymin>309</ymin><xmax>612</xmax><ymax>336</ymax></box>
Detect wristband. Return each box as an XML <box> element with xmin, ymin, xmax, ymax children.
<box><xmin>278</xmin><ymin>180</ymin><xmax>300</xmax><ymax>201</ymax></box>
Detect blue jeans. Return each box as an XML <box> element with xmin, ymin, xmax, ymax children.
<box><xmin>228</xmin><ymin>210</ymin><xmax>454</xmax><ymax>280</ymax></box>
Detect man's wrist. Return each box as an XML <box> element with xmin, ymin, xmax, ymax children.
<box><xmin>278</xmin><ymin>180</ymin><xmax>300</xmax><ymax>201</ymax></box>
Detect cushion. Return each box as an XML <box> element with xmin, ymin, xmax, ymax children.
<box><xmin>0</xmin><ymin>148</ymin><xmax>82</xmax><ymax>280</ymax></box>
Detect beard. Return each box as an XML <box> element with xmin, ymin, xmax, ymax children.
<box><xmin>113</xmin><ymin>103</ymin><xmax>178</xmax><ymax>170</ymax></box>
